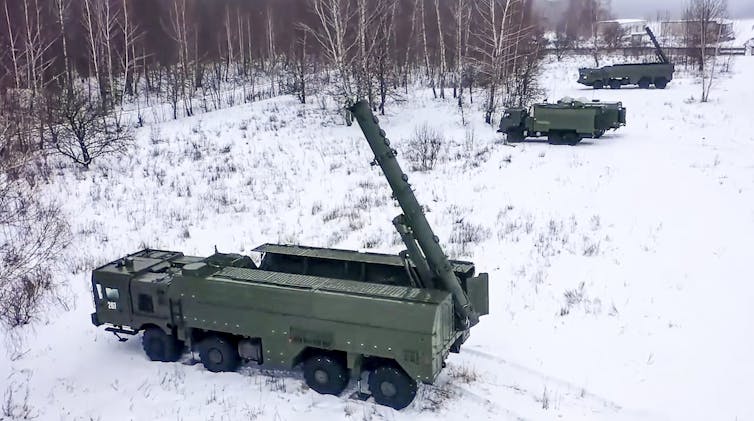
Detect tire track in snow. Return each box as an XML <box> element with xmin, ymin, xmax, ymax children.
<box><xmin>454</xmin><ymin>347</ymin><xmax>656</xmax><ymax>419</ymax></box>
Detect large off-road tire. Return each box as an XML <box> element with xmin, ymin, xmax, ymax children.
<box><xmin>198</xmin><ymin>335</ymin><xmax>240</xmax><ymax>372</ymax></box>
<box><xmin>303</xmin><ymin>354</ymin><xmax>349</xmax><ymax>395</ymax></box>
<box><xmin>638</xmin><ymin>77</ymin><xmax>651</xmax><ymax>89</ymax></box>
<box><xmin>563</xmin><ymin>132</ymin><xmax>582</xmax><ymax>146</ymax></box>
<box><xmin>593</xmin><ymin>80</ymin><xmax>604</xmax><ymax>89</ymax></box>
<box><xmin>594</xmin><ymin>129</ymin><xmax>606</xmax><ymax>139</ymax></box>
<box><xmin>506</xmin><ymin>129</ymin><xmax>525</xmax><ymax>142</ymax></box>
<box><xmin>547</xmin><ymin>131</ymin><xmax>563</xmax><ymax>145</ymax></box>
<box><xmin>609</xmin><ymin>79</ymin><xmax>621</xmax><ymax>89</ymax></box>
<box><xmin>369</xmin><ymin>365</ymin><xmax>417</xmax><ymax>410</ymax></box>
<box><xmin>654</xmin><ymin>77</ymin><xmax>668</xmax><ymax>89</ymax></box>
<box><xmin>142</xmin><ymin>327</ymin><xmax>183</xmax><ymax>362</ymax></box>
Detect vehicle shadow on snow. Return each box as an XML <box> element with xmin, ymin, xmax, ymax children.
<box><xmin>505</xmin><ymin>138</ymin><xmax>613</xmax><ymax>147</ymax></box>
<box><xmin>576</xmin><ymin>86</ymin><xmax>667</xmax><ymax>91</ymax></box>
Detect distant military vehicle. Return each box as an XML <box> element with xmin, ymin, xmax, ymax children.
<box><xmin>90</xmin><ymin>100</ymin><xmax>489</xmax><ymax>410</ymax></box>
<box><xmin>498</xmin><ymin>97</ymin><xmax>626</xmax><ymax>145</ymax></box>
<box><xmin>578</xmin><ymin>26</ymin><xmax>674</xmax><ymax>89</ymax></box>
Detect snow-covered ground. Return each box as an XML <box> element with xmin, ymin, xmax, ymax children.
<box><xmin>2</xmin><ymin>56</ymin><xmax>753</xmax><ymax>421</ymax></box>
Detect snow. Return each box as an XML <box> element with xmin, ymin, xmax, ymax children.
<box><xmin>2</xmin><ymin>56</ymin><xmax>754</xmax><ymax>421</ymax></box>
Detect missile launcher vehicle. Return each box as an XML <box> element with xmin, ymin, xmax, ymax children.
<box><xmin>91</xmin><ymin>100</ymin><xmax>489</xmax><ymax>410</ymax></box>
<box><xmin>578</xmin><ymin>26</ymin><xmax>674</xmax><ymax>89</ymax></box>
<box><xmin>498</xmin><ymin>97</ymin><xmax>626</xmax><ymax>145</ymax></box>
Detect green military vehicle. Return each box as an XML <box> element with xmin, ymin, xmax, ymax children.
<box><xmin>578</xmin><ymin>26</ymin><xmax>674</xmax><ymax>89</ymax></box>
<box><xmin>498</xmin><ymin>97</ymin><xmax>626</xmax><ymax>145</ymax></box>
<box><xmin>91</xmin><ymin>100</ymin><xmax>489</xmax><ymax>410</ymax></box>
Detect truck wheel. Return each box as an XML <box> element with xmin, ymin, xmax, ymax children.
<box><xmin>594</xmin><ymin>130</ymin><xmax>605</xmax><ymax>139</ymax></box>
<box><xmin>143</xmin><ymin>327</ymin><xmax>182</xmax><ymax>362</ymax></box>
<box><xmin>303</xmin><ymin>354</ymin><xmax>348</xmax><ymax>395</ymax></box>
<box><xmin>547</xmin><ymin>132</ymin><xmax>563</xmax><ymax>145</ymax></box>
<box><xmin>638</xmin><ymin>77</ymin><xmax>651</xmax><ymax>89</ymax></box>
<box><xmin>563</xmin><ymin>132</ymin><xmax>582</xmax><ymax>146</ymax></box>
<box><xmin>654</xmin><ymin>77</ymin><xmax>668</xmax><ymax>89</ymax></box>
<box><xmin>198</xmin><ymin>335</ymin><xmax>240</xmax><ymax>372</ymax></box>
<box><xmin>593</xmin><ymin>80</ymin><xmax>604</xmax><ymax>89</ymax></box>
<box><xmin>609</xmin><ymin>79</ymin><xmax>621</xmax><ymax>89</ymax></box>
<box><xmin>369</xmin><ymin>365</ymin><xmax>417</xmax><ymax>410</ymax></box>
<box><xmin>506</xmin><ymin>129</ymin><xmax>524</xmax><ymax>142</ymax></box>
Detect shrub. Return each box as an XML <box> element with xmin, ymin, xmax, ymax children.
<box><xmin>406</xmin><ymin>123</ymin><xmax>443</xmax><ymax>171</ymax></box>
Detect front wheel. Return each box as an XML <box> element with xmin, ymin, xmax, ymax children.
<box><xmin>369</xmin><ymin>365</ymin><xmax>417</xmax><ymax>410</ymax></box>
<box><xmin>654</xmin><ymin>77</ymin><xmax>668</xmax><ymax>89</ymax></box>
<box><xmin>563</xmin><ymin>132</ymin><xmax>582</xmax><ymax>146</ymax></box>
<box><xmin>505</xmin><ymin>129</ymin><xmax>525</xmax><ymax>142</ymax></box>
<box><xmin>142</xmin><ymin>327</ymin><xmax>183</xmax><ymax>362</ymax></box>
<box><xmin>303</xmin><ymin>354</ymin><xmax>348</xmax><ymax>395</ymax></box>
<box><xmin>593</xmin><ymin>80</ymin><xmax>604</xmax><ymax>89</ymax></box>
<box><xmin>198</xmin><ymin>335</ymin><xmax>240</xmax><ymax>372</ymax></box>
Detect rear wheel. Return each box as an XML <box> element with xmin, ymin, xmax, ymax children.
<box><xmin>303</xmin><ymin>354</ymin><xmax>348</xmax><ymax>395</ymax></box>
<box><xmin>198</xmin><ymin>335</ymin><xmax>240</xmax><ymax>372</ymax></box>
<box><xmin>369</xmin><ymin>365</ymin><xmax>417</xmax><ymax>410</ymax></box>
<box><xmin>547</xmin><ymin>131</ymin><xmax>563</xmax><ymax>145</ymax></box>
<box><xmin>563</xmin><ymin>132</ymin><xmax>582</xmax><ymax>145</ymax></box>
<box><xmin>142</xmin><ymin>327</ymin><xmax>183</xmax><ymax>362</ymax></box>
<box><xmin>609</xmin><ymin>79</ymin><xmax>621</xmax><ymax>89</ymax></box>
<box><xmin>638</xmin><ymin>77</ymin><xmax>651</xmax><ymax>89</ymax></box>
<box><xmin>654</xmin><ymin>77</ymin><xmax>668</xmax><ymax>89</ymax></box>
<box><xmin>593</xmin><ymin>80</ymin><xmax>604</xmax><ymax>89</ymax></box>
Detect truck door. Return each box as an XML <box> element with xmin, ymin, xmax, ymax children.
<box><xmin>92</xmin><ymin>276</ymin><xmax>132</xmax><ymax>327</ymax></box>
<box><xmin>130</xmin><ymin>279</ymin><xmax>172</xmax><ymax>322</ymax></box>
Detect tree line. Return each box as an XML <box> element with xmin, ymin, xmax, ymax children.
<box><xmin>0</xmin><ymin>0</ymin><xmax>543</xmax><ymax>127</ymax></box>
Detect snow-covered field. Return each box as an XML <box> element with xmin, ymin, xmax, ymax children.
<box><xmin>2</xmin><ymin>55</ymin><xmax>753</xmax><ymax>421</ymax></box>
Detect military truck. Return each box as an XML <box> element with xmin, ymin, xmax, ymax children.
<box><xmin>577</xmin><ymin>26</ymin><xmax>674</xmax><ymax>89</ymax></box>
<box><xmin>498</xmin><ymin>98</ymin><xmax>626</xmax><ymax>145</ymax></box>
<box><xmin>91</xmin><ymin>100</ymin><xmax>489</xmax><ymax>410</ymax></box>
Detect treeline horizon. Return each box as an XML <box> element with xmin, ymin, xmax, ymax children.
<box><xmin>0</xmin><ymin>0</ymin><xmax>544</xmax><ymax>121</ymax></box>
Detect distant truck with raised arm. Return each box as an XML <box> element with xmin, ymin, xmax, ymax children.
<box><xmin>577</xmin><ymin>26</ymin><xmax>674</xmax><ymax>89</ymax></box>
<box><xmin>498</xmin><ymin>97</ymin><xmax>626</xmax><ymax>145</ymax></box>
<box><xmin>90</xmin><ymin>100</ymin><xmax>489</xmax><ymax>410</ymax></box>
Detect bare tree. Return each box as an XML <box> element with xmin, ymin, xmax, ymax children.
<box><xmin>44</xmin><ymin>86</ymin><xmax>133</xmax><ymax>168</ymax></box>
<box><xmin>0</xmin><ymin>107</ymin><xmax>70</xmax><ymax>329</ymax></box>
<box><xmin>600</xmin><ymin>22</ymin><xmax>627</xmax><ymax>49</ymax></box>
<box><xmin>4</xmin><ymin>1</ymin><xmax>21</xmax><ymax>90</ymax></box>
<box><xmin>552</xmin><ymin>27</ymin><xmax>575</xmax><ymax>61</ymax></box>
<box><xmin>419</xmin><ymin>0</ymin><xmax>436</xmax><ymax>98</ymax></box>
<box><xmin>684</xmin><ymin>0</ymin><xmax>728</xmax><ymax>102</ymax></box>
<box><xmin>303</xmin><ymin>0</ymin><xmax>357</xmax><ymax>118</ymax></box>
<box><xmin>473</xmin><ymin>0</ymin><xmax>517</xmax><ymax>124</ymax></box>
<box><xmin>374</xmin><ymin>0</ymin><xmax>399</xmax><ymax>114</ymax></box>
<box><xmin>165</xmin><ymin>0</ymin><xmax>196</xmax><ymax>117</ymax></box>
<box><xmin>433</xmin><ymin>0</ymin><xmax>447</xmax><ymax>99</ymax></box>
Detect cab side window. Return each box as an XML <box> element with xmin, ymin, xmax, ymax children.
<box><xmin>105</xmin><ymin>287</ymin><xmax>119</xmax><ymax>301</ymax></box>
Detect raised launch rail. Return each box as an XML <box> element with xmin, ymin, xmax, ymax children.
<box><xmin>645</xmin><ymin>26</ymin><xmax>669</xmax><ymax>64</ymax></box>
<box><xmin>347</xmin><ymin>100</ymin><xmax>479</xmax><ymax>328</ymax></box>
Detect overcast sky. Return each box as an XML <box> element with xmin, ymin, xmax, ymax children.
<box><xmin>609</xmin><ymin>0</ymin><xmax>754</xmax><ymax>19</ymax></box>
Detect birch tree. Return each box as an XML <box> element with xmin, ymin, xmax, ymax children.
<box><xmin>303</xmin><ymin>0</ymin><xmax>357</xmax><ymax>104</ymax></box>
<box><xmin>433</xmin><ymin>0</ymin><xmax>447</xmax><ymax>99</ymax></box>
<box><xmin>684</xmin><ymin>0</ymin><xmax>728</xmax><ymax>102</ymax></box>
